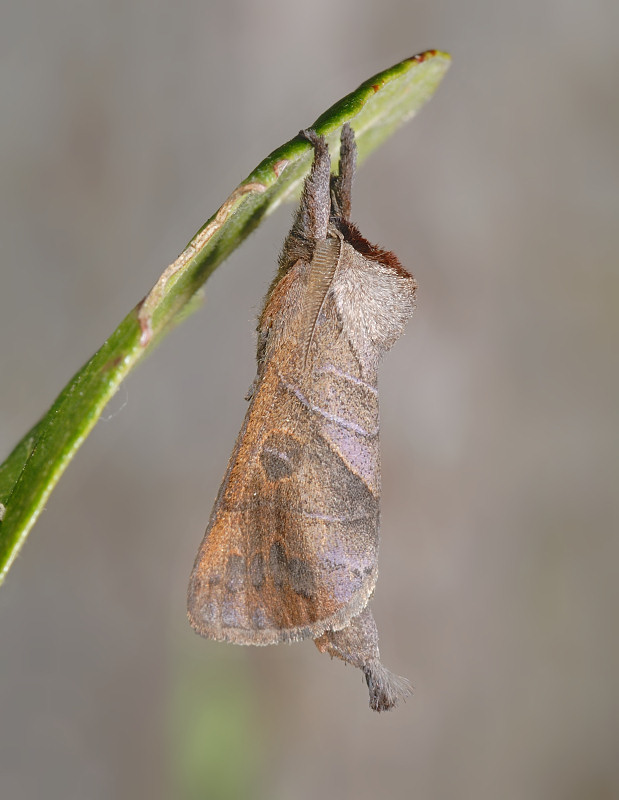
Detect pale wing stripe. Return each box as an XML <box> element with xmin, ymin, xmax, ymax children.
<box><xmin>317</xmin><ymin>364</ymin><xmax>378</xmax><ymax>395</ymax></box>
<box><xmin>276</xmin><ymin>370</ymin><xmax>378</xmax><ymax>437</ymax></box>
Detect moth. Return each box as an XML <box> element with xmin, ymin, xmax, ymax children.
<box><xmin>187</xmin><ymin>124</ymin><xmax>416</xmax><ymax>711</ymax></box>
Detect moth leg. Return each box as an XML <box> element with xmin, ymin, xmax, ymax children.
<box><xmin>330</xmin><ymin>122</ymin><xmax>357</xmax><ymax>221</ymax></box>
<box><xmin>314</xmin><ymin>605</ymin><xmax>411</xmax><ymax>712</ymax></box>
<box><xmin>293</xmin><ymin>129</ymin><xmax>331</xmax><ymax>240</ymax></box>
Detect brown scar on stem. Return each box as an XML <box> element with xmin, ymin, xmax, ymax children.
<box><xmin>103</xmin><ymin>355</ymin><xmax>124</xmax><ymax>372</ymax></box>
<box><xmin>273</xmin><ymin>159</ymin><xmax>289</xmax><ymax>177</ymax></box>
<box><xmin>408</xmin><ymin>50</ymin><xmax>438</xmax><ymax>63</ymax></box>
<box><xmin>137</xmin><ymin>181</ymin><xmax>267</xmax><ymax>346</ymax></box>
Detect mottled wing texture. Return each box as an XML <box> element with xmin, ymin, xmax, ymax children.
<box><xmin>187</xmin><ymin>256</ymin><xmax>382</xmax><ymax>644</ymax></box>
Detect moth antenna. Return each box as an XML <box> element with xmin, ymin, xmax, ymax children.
<box><xmin>295</xmin><ymin>129</ymin><xmax>347</xmax><ymax>368</ymax></box>
<box><xmin>364</xmin><ymin>659</ymin><xmax>412</xmax><ymax>713</ymax></box>
<box><xmin>301</xmin><ymin>236</ymin><xmax>341</xmax><ymax>367</ymax></box>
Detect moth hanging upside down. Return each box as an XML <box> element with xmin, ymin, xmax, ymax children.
<box><xmin>187</xmin><ymin>125</ymin><xmax>416</xmax><ymax>711</ymax></box>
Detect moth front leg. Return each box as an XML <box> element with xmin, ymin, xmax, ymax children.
<box><xmin>314</xmin><ymin>605</ymin><xmax>411</xmax><ymax>712</ymax></box>
<box><xmin>293</xmin><ymin>129</ymin><xmax>332</xmax><ymax>241</ymax></box>
<box><xmin>330</xmin><ymin>122</ymin><xmax>357</xmax><ymax>221</ymax></box>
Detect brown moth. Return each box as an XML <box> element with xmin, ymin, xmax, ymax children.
<box><xmin>187</xmin><ymin>124</ymin><xmax>416</xmax><ymax>711</ymax></box>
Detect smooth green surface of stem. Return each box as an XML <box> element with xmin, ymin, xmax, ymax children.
<box><xmin>0</xmin><ymin>51</ymin><xmax>450</xmax><ymax>583</ymax></box>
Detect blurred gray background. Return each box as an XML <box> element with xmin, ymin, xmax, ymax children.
<box><xmin>1</xmin><ymin>1</ymin><xmax>617</xmax><ymax>798</ymax></box>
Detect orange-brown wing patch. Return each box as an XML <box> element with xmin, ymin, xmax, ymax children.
<box><xmin>187</xmin><ymin>359</ymin><xmax>379</xmax><ymax>645</ymax></box>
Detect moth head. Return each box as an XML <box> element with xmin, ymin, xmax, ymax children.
<box><xmin>331</xmin><ymin>218</ymin><xmax>417</xmax><ymax>362</ymax></box>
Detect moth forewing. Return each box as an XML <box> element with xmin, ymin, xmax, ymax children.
<box><xmin>186</xmin><ymin>249</ymin><xmax>381</xmax><ymax>645</ymax></box>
